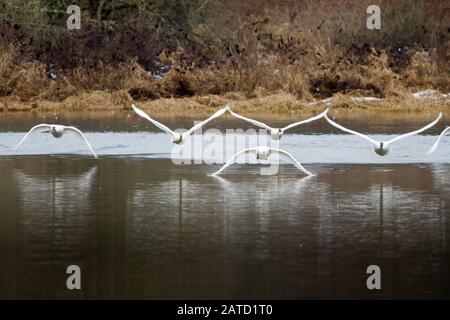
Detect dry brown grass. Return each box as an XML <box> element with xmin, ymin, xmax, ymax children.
<box><xmin>0</xmin><ymin>46</ymin><xmax>50</xmax><ymax>100</ymax></box>
<box><xmin>1</xmin><ymin>43</ymin><xmax>449</xmax><ymax>116</ymax></box>
<box><xmin>2</xmin><ymin>90</ymin><xmax>448</xmax><ymax>119</ymax></box>
<box><xmin>0</xmin><ymin>39</ymin><xmax>448</xmax><ymax>116</ymax></box>
<box><xmin>0</xmin><ymin>1</ymin><xmax>448</xmax><ymax>115</ymax></box>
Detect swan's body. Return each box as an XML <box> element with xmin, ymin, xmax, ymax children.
<box><xmin>324</xmin><ymin>113</ymin><xmax>442</xmax><ymax>156</ymax></box>
<box><xmin>14</xmin><ymin>124</ymin><xmax>97</xmax><ymax>158</ymax></box>
<box><xmin>428</xmin><ymin>126</ymin><xmax>450</xmax><ymax>154</ymax></box>
<box><xmin>132</xmin><ymin>104</ymin><xmax>228</xmax><ymax>144</ymax></box>
<box><xmin>227</xmin><ymin>108</ymin><xmax>329</xmax><ymax>140</ymax></box>
<box><xmin>211</xmin><ymin>146</ymin><xmax>314</xmax><ymax>176</ymax></box>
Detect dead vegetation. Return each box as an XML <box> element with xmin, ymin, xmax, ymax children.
<box><xmin>0</xmin><ymin>0</ymin><xmax>448</xmax><ymax>114</ymax></box>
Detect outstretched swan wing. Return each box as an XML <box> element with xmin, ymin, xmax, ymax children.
<box><xmin>271</xmin><ymin>148</ymin><xmax>315</xmax><ymax>176</ymax></box>
<box><xmin>428</xmin><ymin>126</ymin><xmax>450</xmax><ymax>154</ymax></box>
<box><xmin>324</xmin><ymin>114</ymin><xmax>379</xmax><ymax>146</ymax></box>
<box><xmin>14</xmin><ymin>124</ymin><xmax>52</xmax><ymax>150</ymax></box>
<box><xmin>65</xmin><ymin>126</ymin><xmax>98</xmax><ymax>158</ymax></box>
<box><xmin>282</xmin><ymin>108</ymin><xmax>329</xmax><ymax>132</ymax></box>
<box><xmin>228</xmin><ymin>109</ymin><xmax>273</xmax><ymax>131</ymax></box>
<box><xmin>211</xmin><ymin>148</ymin><xmax>257</xmax><ymax>176</ymax></box>
<box><xmin>185</xmin><ymin>106</ymin><xmax>229</xmax><ymax>136</ymax></box>
<box><xmin>385</xmin><ymin>112</ymin><xmax>442</xmax><ymax>147</ymax></box>
<box><xmin>131</xmin><ymin>104</ymin><xmax>175</xmax><ymax>136</ymax></box>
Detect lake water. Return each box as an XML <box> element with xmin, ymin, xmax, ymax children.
<box><xmin>0</xmin><ymin>112</ymin><xmax>449</xmax><ymax>299</ymax></box>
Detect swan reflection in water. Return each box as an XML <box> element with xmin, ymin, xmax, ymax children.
<box><xmin>14</xmin><ymin>165</ymin><xmax>97</xmax><ymax>244</ymax></box>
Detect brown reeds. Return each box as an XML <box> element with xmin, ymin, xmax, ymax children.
<box><xmin>0</xmin><ymin>0</ymin><xmax>448</xmax><ymax>114</ymax></box>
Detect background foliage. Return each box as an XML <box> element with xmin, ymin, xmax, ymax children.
<box><xmin>0</xmin><ymin>0</ymin><xmax>449</xmax><ymax>103</ymax></box>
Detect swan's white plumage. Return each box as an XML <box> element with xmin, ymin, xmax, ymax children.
<box><xmin>14</xmin><ymin>124</ymin><xmax>97</xmax><ymax>158</ymax></box>
<box><xmin>325</xmin><ymin>112</ymin><xmax>442</xmax><ymax>155</ymax></box>
<box><xmin>228</xmin><ymin>107</ymin><xmax>329</xmax><ymax>139</ymax></box>
<box><xmin>14</xmin><ymin>124</ymin><xmax>53</xmax><ymax>151</ymax></box>
<box><xmin>211</xmin><ymin>146</ymin><xmax>314</xmax><ymax>176</ymax></box>
<box><xmin>384</xmin><ymin>113</ymin><xmax>442</xmax><ymax>147</ymax></box>
<box><xmin>227</xmin><ymin>109</ymin><xmax>273</xmax><ymax>131</ymax></box>
<box><xmin>132</xmin><ymin>103</ymin><xmax>228</xmax><ymax>143</ymax></box>
<box><xmin>64</xmin><ymin>126</ymin><xmax>98</xmax><ymax>158</ymax></box>
<box><xmin>212</xmin><ymin>148</ymin><xmax>250</xmax><ymax>176</ymax></box>
<box><xmin>131</xmin><ymin>104</ymin><xmax>175</xmax><ymax>136</ymax></box>
<box><xmin>324</xmin><ymin>115</ymin><xmax>378</xmax><ymax>146</ymax></box>
<box><xmin>184</xmin><ymin>106</ymin><xmax>229</xmax><ymax>136</ymax></box>
<box><xmin>428</xmin><ymin>126</ymin><xmax>450</xmax><ymax>154</ymax></box>
<box><xmin>273</xmin><ymin>148</ymin><xmax>313</xmax><ymax>175</ymax></box>
<box><xmin>282</xmin><ymin>108</ymin><xmax>329</xmax><ymax>131</ymax></box>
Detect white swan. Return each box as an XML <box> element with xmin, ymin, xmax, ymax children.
<box><xmin>428</xmin><ymin>126</ymin><xmax>450</xmax><ymax>154</ymax></box>
<box><xmin>132</xmin><ymin>104</ymin><xmax>228</xmax><ymax>144</ymax></box>
<box><xmin>14</xmin><ymin>124</ymin><xmax>97</xmax><ymax>158</ymax></box>
<box><xmin>211</xmin><ymin>146</ymin><xmax>314</xmax><ymax>176</ymax></box>
<box><xmin>324</xmin><ymin>113</ymin><xmax>442</xmax><ymax>156</ymax></box>
<box><xmin>227</xmin><ymin>108</ymin><xmax>329</xmax><ymax>140</ymax></box>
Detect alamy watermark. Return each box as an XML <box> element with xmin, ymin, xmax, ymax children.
<box><xmin>66</xmin><ymin>265</ymin><xmax>82</xmax><ymax>290</ymax></box>
<box><xmin>367</xmin><ymin>5</ymin><xmax>381</xmax><ymax>30</ymax></box>
<box><xmin>366</xmin><ymin>265</ymin><xmax>381</xmax><ymax>290</ymax></box>
<box><xmin>66</xmin><ymin>5</ymin><xmax>81</xmax><ymax>30</ymax></box>
<box><xmin>67</xmin><ymin>5</ymin><xmax>381</xmax><ymax>31</ymax></box>
<box><xmin>170</xmin><ymin>125</ymin><xmax>282</xmax><ymax>175</ymax></box>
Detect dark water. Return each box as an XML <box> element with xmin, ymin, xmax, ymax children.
<box><xmin>0</xmin><ymin>113</ymin><xmax>449</xmax><ymax>299</ymax></box>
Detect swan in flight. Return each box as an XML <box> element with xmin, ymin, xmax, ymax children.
<box><xmin>211</xmin><ymin>146</ymin><xmax>314</xmax><ymax>176</ymax></box>
<box><xmin>428</xmin><ymin>126</ymin><xmax>450</xmax><ymax>154</ymax></box>
<box><xmin>324</xmin><ymin>113</ymin><xmax>442</xmax><ymax>156</ymax></box>
<box><xmin>132</xmin><ymin>104</ymin><xmax>229</xmax><ymax>144</ymax></box>
<box><xmin>227</xmin><ymin>107</ymin><xmax>329</xmax><ymax>140</ymax></box>
<box><xmin>14</xmin><ymin>124</ymin><xmax>97</xmax><ymax>158</ymax></box>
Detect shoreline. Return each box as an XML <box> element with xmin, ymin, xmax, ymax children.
<box><xmin>0</xmin><ymin>90</ymin><xmax>449</xmax><ymax>119</ymax></box>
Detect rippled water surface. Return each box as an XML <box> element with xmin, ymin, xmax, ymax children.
<box><xmin>0</xmin><ymin>113</ymin><xmax>449</xmax><ymax>299</ymax></box>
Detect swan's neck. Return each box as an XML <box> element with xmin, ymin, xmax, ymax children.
<box><xmin>271</xmin><ymin>129</ymin><xmax>282</xmax><ymax>140</ymax></box>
